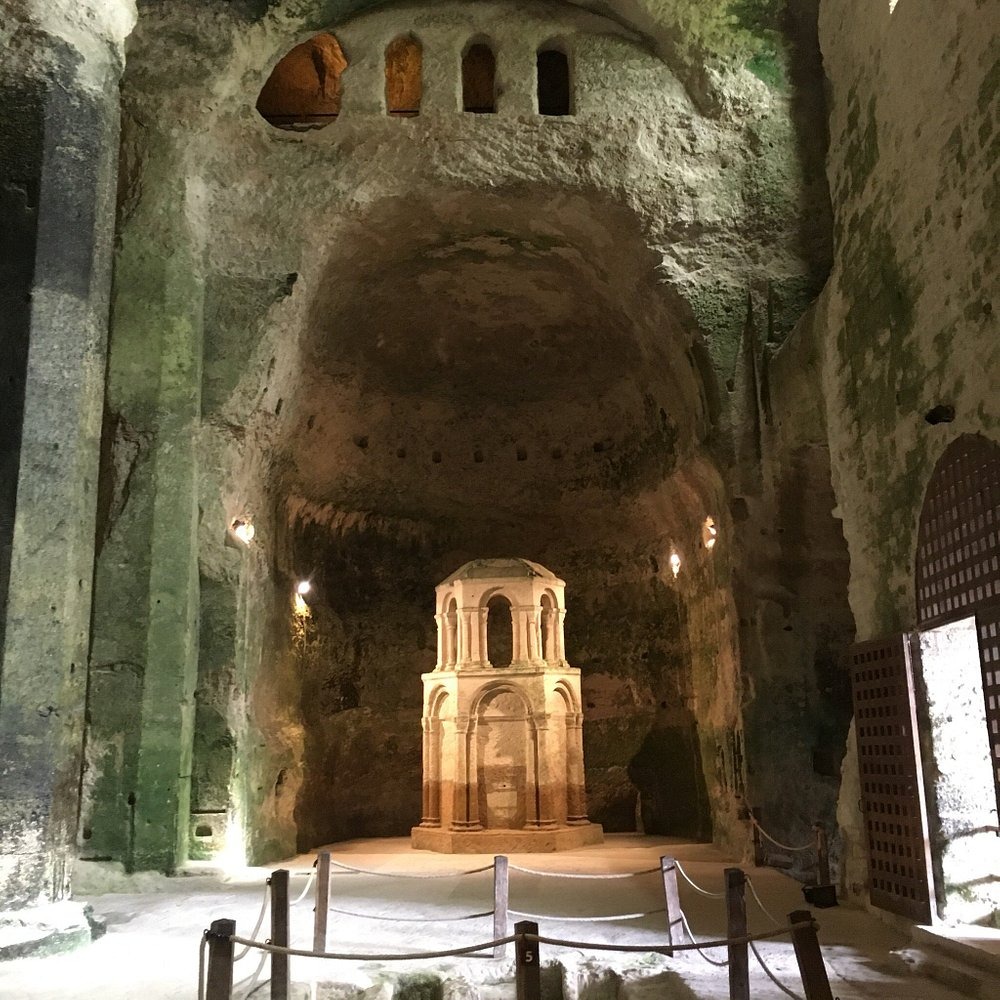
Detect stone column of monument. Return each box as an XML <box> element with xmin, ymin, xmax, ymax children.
<box><xmin>0</xmin><ymin>0</ymin><xmax>135</xmax><ymax>944</ymax></box>
<box><xmin>566</xmin><ymin>712</ymin><xmax>589</xmax><ymax>824</ymax></box>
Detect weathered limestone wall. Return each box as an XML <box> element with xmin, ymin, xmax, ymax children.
<box><xmin>0</xmin><ymin>0</ymin><xmax>134</xmax><ymax>913</ymax></box>
<box><xmin>817</xmin><ymin>0</ymin><xmax>999</xmax><ymax>900</ymax></box>
<box><xmin>75</xmin><ymin>0</ymin><xmax>846</xmax><ymax>871</ymax></box>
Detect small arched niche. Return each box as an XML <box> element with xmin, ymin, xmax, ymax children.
<box><xmin>540</xmin><ymin>592</ymin><xmax>555</xmax><ymax>660</ymax></box>
<box><xmin>486</xmin><ymin>595</ymin><xmax>513</xmax><ymax>667</ymax></box>
<box><xmin>256</xmin><ymin>33</ymin><xmax>348</xmax><ymax>130</ymax></box>
<box><xmin>385</xmin><ymin>34</ymin><xmax>422</xmax><ymax>116</ymax></box>
<box><xmin>462</xmin><ymin>41</ymin><xmax>497</xmax><ymax>113</ymax></box>
<box><xmin>537</xmin><ymin>45</ymin><xmax>571</xmax><ymax>116</ymax></box>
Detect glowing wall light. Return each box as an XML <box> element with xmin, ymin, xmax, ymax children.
<box><xmin>231</xmin><ymin>517</ymin><xmax>255</xmax><ymax>545</ymax></box>
<box><xmin>669</xmin><ymin>550</ymin><xmax>682</xmax><ymax>578</ymax></box>
<box><xmin>703</xmin><ymin>516</ymin><xmax>717</xmax><ymax>551</ymax></box>
<box><xmin>296</xmin><ymin>580</ymin><xmax>311</xmax><ymax>596</ymax></box>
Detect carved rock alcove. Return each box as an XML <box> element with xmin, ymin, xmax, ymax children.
<box><xmin>412</xmin><ymin>558</ymin><xmax>604</xmax><ymax>852</ymax></box>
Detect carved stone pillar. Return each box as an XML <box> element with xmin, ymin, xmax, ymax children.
<box><xmin>566</xmin><ymin>712</ymin><xmax>589</xmax><ymax>824</ymax></box>
<box><xmin>528</xmin><ymin>716</ymin><xmax>560</xmax><ymax>829</ymax></box>
<box><xmin>450</xmin><ymin>715</ymin><xmax>481</xmax><ymax>830</ymax></box>
<box><xmin>419</xmin><ymin>717</ymin><xmax>441</xmax><ymax>827</ymax></box>
<box><xmin>434</xmin><ymin>614</ymin><xmax>445</xmax><ymax>668</ymax></box>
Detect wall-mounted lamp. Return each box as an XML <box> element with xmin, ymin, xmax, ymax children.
<box><xmin>703</xmin><ymin>516</ymin><xmax>717</xmax><ymax>551</ymax></box>
<box><xmin>669</xmin><ymin>550</ymin><xmax>682</xmax><ymax>578</ymax></box>
<box><xmin>231</xmin><ymin>518</ymin><xmax>255</xmax><ymax>545</ymax></box>
<box><xmin>296</xmin><ymin>580</ymin><xmax>311</xmax><ymax>596</ymax></box>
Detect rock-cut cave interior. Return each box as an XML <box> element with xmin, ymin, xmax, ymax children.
<box><xmin>0</xmin><ymin>0</ymin><xmax>998</xmax><ymax>997</ymax></box>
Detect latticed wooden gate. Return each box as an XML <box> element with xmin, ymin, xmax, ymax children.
<box><xmin>848</xmin><ymin>634</ymin><xmax>935</xmax><ymax>923</ymax></box>
<box><xmin>915</xmin><ymin>433</ymin><xmax>1000</xmax><ymax>817</ymax></box>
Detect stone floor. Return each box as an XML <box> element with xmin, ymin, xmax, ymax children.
<box><xmin>0</xmin><ymin>835</ymin><xmax>995</xmax><ymax>999</ymax></box>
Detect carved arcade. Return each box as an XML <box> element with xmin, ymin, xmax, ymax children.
<box><xmin>412</xmin><ymin>558</ymin><xmax>603</xmax><ymax>852</ymax></box>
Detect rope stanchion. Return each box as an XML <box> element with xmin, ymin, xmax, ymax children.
<box><xmin>233</xmin><ymin>947</ymin><xmax>269</xmax><ymax>999</ymax></box>
<box><xmin>198</xmin><ymin>932</ymin><xmax>208</xmax><ymax>1000</ymax></box>
<box><xmin>234</xmin><ymin>882</ymin><xmax>271</xmax><ymax>962</ymax></box>
<box><xmin>229</xmin><ymin>933</ymin><xmax>518</xmax><ymax>961</ymax></box>
<box><xmin>291</xmin><ymin>869</ymin><xmax>316</xmax><ymax>906</ymax></box>
<box><xmin>220</xmin><ymin>920</ymin><xmax>813</xmax><ymax>965</ymax></box>
<box><xmin>328</xmin><ymin>859</ymin><xmax>495</xmax><ymax>879</ymax></box>
<box><xmin>680</xmin><ymin>912</ymin><xmax>728</xmax><ymax>967</ymax></box>
<box><xmin>748</xmin><ymin>812</ymin><xmax>814</xmax><ymax>853</ymax></box>
<box><xmin>745</xmin><ymin>875</ymin><xmax>783</xmax><ymax>928</ymax></box>
<box><xmin>526</xmin><ymin>922</ymin><xmax>809</xmax><ymax>954</ymax></box>
<box><xmin>509</xmin><ymin>908</ymin><xmax>665</xmax><ymax>923</ymax></box>
<box><xmin>328</xmin><ymin>906</ymin><xmax>494</xmax><ymax>923</ymax></box>
<box><xmin>749</xmin><ymin>940</ymin><xmax>804</xmax><ymax>1000</ymax></box>
<box><xmin>508</xmin><ymin>863</ymin><xmax>659</xmax><ymax>879</ymax></box>
<box><xmin>673</xmin><ymin>860</ymin><xmax>725</xmax><ymax>898</ymax></box>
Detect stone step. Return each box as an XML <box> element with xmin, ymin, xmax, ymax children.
<box><xmin>888</xmin><ymin>933</ymin><xmax>1000</xmax><ymax>1000</ymax></box>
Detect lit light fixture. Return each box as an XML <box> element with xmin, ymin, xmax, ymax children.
<box><xmin>231</xmin><ymin>517</ymin><xmax>255</xmax><ymax>545</ymax></box>
<box><xmin>296</xmin><ymin>580</ymin><xmax>311</xmax><ymax>596</ymax></box>
<box><xmin>703</xmin><ymin>516</ymin><xmax>717</xmax><ymax>551</ymax></box>
<box><xmin>669</xmin><ymin>551</ymin><xmax>682</xmax><ymax>578</ymax></box>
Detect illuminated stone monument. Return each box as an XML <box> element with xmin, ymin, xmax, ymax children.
<box><xmin>412</xmin><ymin>558</ymin><xmax>603</xmax><ymax>852</ymax></box>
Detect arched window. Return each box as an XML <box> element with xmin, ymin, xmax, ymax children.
<box><xmin>462</xmin><ymin>42</ymin><xmax>496</xmax><ymax>113</ymax></box>
<box><xmin>540</xmin><ymin>593</ymin><xmax>555</xmax><ymax>660</ymax></box>
<box><xmin>445</xmin><ymin>596</ymin><xmax>458</xmax><ymax>665</ymax></box>
<box><xmin>486</xmin><ymin>595</ymin><xmax>513</xmax><ymax>667</ymax></box>
<box><xmin>256</xmin><ymin>33</ymin><xmax>347</xmax><ymax>130</ymax></box>
<box><xmin>537</xmin><ymin>47</ymin><xmax>570</xmax><ymax>116</ymax></box>
<box><xmin>385</xmin><ymin>35</ymin><xmax>422</xmax><ymax>116</ymax></box>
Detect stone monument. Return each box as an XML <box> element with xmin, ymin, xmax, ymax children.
<box><xmin>412</xmin><ymin>558</ymin><xmax>603</xmax><ymax>852</ymax></box>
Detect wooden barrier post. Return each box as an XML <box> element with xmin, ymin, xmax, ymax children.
<box><xmin>270</xmin><ymin>869</ymin><xmax>290</xmax><ymax>1000</ymax></box>
<box><xmin>789</xmin><ymin>910</ymin><xmax>834</xmax><ymax>1000</ymax></box>
<box><xmin>313</xmin><ymin>851</ymin><xmax>331</xmax><ymax>953</ymax></box>
<box><xmin>514</xmin><ymin>919</ymin><xmax>540</xmax><ymax>1000</ymax></box>
<box><xmin>659</xmin><ymin>856</ymin><xmax>682</xmax><ymax>956</ymax></box>
<box><xmin>493</xmin><ymin>855</ymin><xmax>509</xmax><ymax>959</ymax></box>
<box><xmin>725</xmin><ymin>868</ymin><xmax>750</xmax><ymax>1000</ymax></box>
<box><xmin>205</xmin><ymin>918</ymin><xmax>235</xmax><ymax>1000</ymax></box>
<box><xmin>814</xmin><ymin>823</ymin><xmax>830</xmax><ymax>886</ymax></box>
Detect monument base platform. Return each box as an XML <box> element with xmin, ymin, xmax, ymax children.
<box><xmin>410</xmin><ymin>822</ymin><xmax>604</xmax><ymax>853</ymax></box>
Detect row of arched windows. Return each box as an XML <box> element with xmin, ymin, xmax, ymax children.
<box><xmin>257</xmin><ymin>33</ymin><xmax>572</xmax><ymax>129</ymax></box>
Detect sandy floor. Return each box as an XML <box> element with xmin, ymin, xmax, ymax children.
<box><xmin>0</xmin><ymin>835</ymin><xmax>983</xmax><ymax>999</ymax></box>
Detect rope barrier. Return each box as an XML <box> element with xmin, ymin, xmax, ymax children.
<box><xmin>745</xmin><ymin>875</ymin><xmax>783</xmax><ymax>928</ymax></box>
<box><xmin>198</xmin><ymin>932</ymin><xmax>207</xmax><ymax>1000</ymax></box>
<box><xmin>672</xmin><ymin>860</ymin><xmax>725</xmax><ymax>898</ymax></box>
<box><xmin>234</xmin><ymin>882</ymin><xmax>271</xmax><ymax>961</ymax></box>
<box><xmin>680</xmin><ymin>912</ymin><xmax>729</xmax><ymax>967</ymax></box>
<box><xmin>749</xmin><ymin>813</ymin><xmax>814</xmax><ymax>854</ymax></box>
<box><xmin>509</xmin><ymin>907</ymin><xmax>665</xmax><ymax>923</ymax></box>
<box><xmin>234</xmin><ymin>945</ymin><xmax>268</xmax><ymax>997</ymax></box>
<box><xmin>527</xmin><ymin>922</ymin><xmax>809</xmax><ymax>954</ymax></box>
<box><xmin>508</xmin><ymin>863</ymin><xmax>660</xmax><ymax>879</ymax></box>
<box><xmin>221</xmin><ymin>920</ymin><xmax>813</xmax><ymax>965</ymax></box>
<box><xmin>749</xmin><ymin>940</ymin><xmax>804</xmax><ymax>1000</ymax></box>
<box><xmin>327</xmin><ymin>859</ymin><xmax>495</xmax><ymax>879</ymax></box>
<box><xmin>328</xmin><ymin>906</ymin><xmax>494</xmax><ymax>923</ymax></box>
<box><xmin>229</xmin><ymin>933</ymin><xmax>516</xmax><ymax>961</ymax></box>
<box><xmin>291</xmin><ymin>868</ymin><xmax>316</xmax><ymax>905</ymax></box>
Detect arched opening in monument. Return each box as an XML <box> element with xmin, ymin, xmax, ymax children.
<box><xmin>540</xmin><ymin>592</ymin><xmax>555</xmax><ymax>660</ymax></box>
<box><xmin>213</xmin><ymin>189</ymin><xmax>730</xmax><ymax>857</ymax></box>
<box><xmin>385</xmin><ymin>34</ymin><xmax>422</xmax><ymax>116</ymax></box>
<box><xmin>486</xmin><ymin>595</ymin><xmax>514</xmax><ymax>667</ymax></box>
<box><xmin>462</xmin><ymin>41</ymin><xmax>496</xmax><ymax>113</ymax></box>
<box><xmin>256</xmin><ymin>33</ymin><xmax>347</xmax><ymax>129</ymax></box>
<box><xmin>537</xmin><ymin>46</ymin><xmax>571</xmax><ymax>116</ymax></box>
<box><xmin>475</xmin><ymin>688</ymin><xmax>531</xmax><ymax>830</ymax></box>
